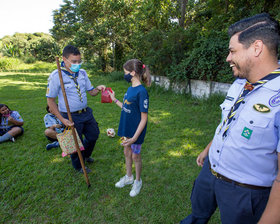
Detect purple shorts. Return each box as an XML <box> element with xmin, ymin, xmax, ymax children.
<box><xmin>131</xmin><ymin>144</ymin><xmax>142</xmax><ymax>154</ymax></box>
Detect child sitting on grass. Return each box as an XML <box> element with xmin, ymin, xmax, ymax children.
<box><xmin>0</xmin><ymin>104</ymin><xmax>24</xmax><ymax>143</ymax></box>
<box><xmin>44</xmin><ymin>105</ymin><xmax>64</xmax><ymax>150</ymax></box>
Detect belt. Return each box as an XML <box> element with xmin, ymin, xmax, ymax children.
<box><xmin>72</xmin><ymin>108</ymin><xmax>87</xmax><ymax>114</ymax></box>
<box><xmin>62</xmin><ymin>108</ymin><xmax>87</xmax><ymax>114</ymax></box>
<box><xmin>209</xmin><ymin>164</ymin><xmax>270</xmax><ymax>190</ymax></box>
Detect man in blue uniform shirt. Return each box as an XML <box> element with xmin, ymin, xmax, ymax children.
<box><xmin>181</xmin><ymin>13</ymin><xmax>280</xmax><ymax>224</ymax></box>
<box><xmin>46</xmin><ymin>45</ymin><xmax>105</xmax><ymax>174</ymax></box>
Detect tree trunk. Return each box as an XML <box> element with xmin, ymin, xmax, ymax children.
<box><xmin>178</xmin><ymin>0</ymin><xmax>188</xmax><ymax>28</ymax></box>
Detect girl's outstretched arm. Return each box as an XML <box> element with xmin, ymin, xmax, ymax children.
<box><xmin>109</xmin><ymin>90</ymin><xmax>123</xmax><ymax>108</ymax></box>
<box><xmin>122</xmin><ymin>112</ymin><xmax>148</xmax><ymax>146</ymax></box>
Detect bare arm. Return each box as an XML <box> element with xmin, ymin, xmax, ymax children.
<box><xmin>122</xmin><ymin>112</ymin><xmax>148</xmax><ymax>146</ymax></box>
<box><xmin>108</xmin><ymin>90</ymin><xmax>123</xmax><ymax>108</ymax></box>
<box><xmin>7</xmin><ymin>116</ymin><xmax>24</xmax><ymax>126</ymax></box>
<box><xmin>196</xmin><ymin>140</ymin><xmax>213</xmax><ymax>167</ymax></box>
<box><xmin>47</xmin><ymin>97</ymin><xmax>73</xmax><ymax>127</ymax></box>
<box><xmin>88</xmin><ymin>85</ymin><xmax>106</xmax><ymax>96</ymax></box>
<box><xmin>258</xmin><ymin>153</ymin><xmax>280</xmax><ymax>224</ymax></box>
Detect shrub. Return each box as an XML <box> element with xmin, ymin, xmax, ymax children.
<box><xmin>0</xmin><ymin>57</ymin><xmax>21</xmax><ymax>71</ymax></box>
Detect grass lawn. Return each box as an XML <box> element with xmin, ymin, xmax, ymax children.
<box><xmin>0</xmin><ymin>64</ymin><xmax>224</xmax><ymax>223</ymax></box>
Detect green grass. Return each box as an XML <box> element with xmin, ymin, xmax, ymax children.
<box><xmin>0</xmin><ymin>63</ymin><xmax>224</xmax><ymax>223</ymax></box>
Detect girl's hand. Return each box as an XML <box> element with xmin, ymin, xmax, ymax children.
<box><xmin>108</xmin><ymin>90</ymin><xmax>116</xmax><ymax>101</ymax></box>
<box><xmin>122</xmin><ymin>137</ymin><xmax>136</xmax><ymax>147</ymax></box>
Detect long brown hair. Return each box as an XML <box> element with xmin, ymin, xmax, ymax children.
<box><xmin>123</xmin><ymin>59</ymin><xmax>151</xmax><ymax>87</ymax></box>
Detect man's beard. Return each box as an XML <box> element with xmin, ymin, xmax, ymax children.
<box><xmin>232</xmin><ymin>58</ymin><xmax>252</xmax><ymax>81</ymax></box>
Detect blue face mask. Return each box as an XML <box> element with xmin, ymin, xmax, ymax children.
<box><xmin>70</xmin><ymin>63</ymin><xmax>81</xmax><ymax>73</ymax></box>
<box><xmin>124</xmin><ymin>73</ymin><xmax>133</xmax><ymax>83</ymax></box>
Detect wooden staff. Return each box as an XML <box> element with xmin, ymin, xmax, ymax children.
<box><xmin>55</xmin><ymin>56</ymin><xmax>91</xmax><ymax>188</ymax></box>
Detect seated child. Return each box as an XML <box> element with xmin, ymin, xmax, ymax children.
<box><xmin>0</xmin><ymin>104</ymin><xmax>24</xmax><ymax>143</ymax></box>
<box><xmin>44</xmin><ymin>105</ymin><xmax>64</xmax><ymax>150</ymax></box>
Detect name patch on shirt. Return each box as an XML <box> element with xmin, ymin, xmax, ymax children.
<box><xmin>241</xmin><ymin>127</ymin><xmax>253</xmax><ymax>139</ymax></box>
<box><xmin>253</xmin><ymin>104</ymin><xmax>270</xmax><ymax>113</ymax></box>
<box><xmin>269</xmin><ymin>91</ymin><xmax>280</xmax><ymax>107</ymax></box>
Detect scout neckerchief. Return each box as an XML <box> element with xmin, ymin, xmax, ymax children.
<box><xmin>220</xmin><ymin>69</ymin><xmax>280</xmax><ymax>139</ymax></box>
<box><xmin>50</xmin><ymin>113</ymin><xmax>60</xmax><ymax>124</ymax></box>
<box><xmin>61</xmin><ymin>61</ymin><xmax>83</xmax><ymax>102</ymax></box>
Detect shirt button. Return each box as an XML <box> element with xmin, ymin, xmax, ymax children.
<box><xmin>233</xmin><ymin>118</ymin><xmax>236</xmax><ymax>121</ymax></box>
<box><xmin>213</xmin><ymin>164</ymin><xmax>216</xmax><ymax>168</ymax></box>
<box><xmin>217</xmin><ymin>150</ymin><xmax>220</xmax><ymax>153</ymax></box>
<box><xmin>250</xmin><ymin>120</ymin><xmax>254</xmax><ymax>124</ymax></box>
<box><xmin>223</xmin><ymin>107</ymin><xmax>225</xmax><ymax>110</ymax></box>
<box><xmin>242</xmin><ymin>101</ymin><xmax>245</xmax><ymax>104</ymax></box>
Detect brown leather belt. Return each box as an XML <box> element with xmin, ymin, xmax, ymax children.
<box><xmin>209</xmin><ymin>164</ymin><xmax>270</xmax><ymax>190</ymax></box>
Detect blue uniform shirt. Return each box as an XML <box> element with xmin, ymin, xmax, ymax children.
<box><xmin>46</xmin><ymin>68</ymin><xmax>94</xmax><ymax>112</ymax></box>
<box><xmin>0</xmin><ymin>111</ymin><xmax>23</xmax><ymax>130</ymax></box>
<box><xmin>44</xmin><ymin>113</ymin><xmax>64</xmax><ymax>133</ymax></box>
<box><xmin>209</xmin><ymin>73</ymin><xmax>280</xmax><ymax>187</ymax></box>
<box><xmin>118</xmin><ymin>85</ymin><xmax>149</xmax><ymax>144</ymax></box>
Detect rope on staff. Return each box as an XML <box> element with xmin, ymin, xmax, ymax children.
<box><xmin>55</xmin><ymin>56</ymin><xmax>91</xmax><ymax>188</ymax></box>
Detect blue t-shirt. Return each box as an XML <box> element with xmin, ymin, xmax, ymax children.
<box><xmin>118</xmin><ymin>85</ymin><xmax>149</xmax><ymax>144</ymax></box>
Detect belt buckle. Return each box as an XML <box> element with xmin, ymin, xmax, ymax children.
<box><xmin>210</xmin><ymin>168</ymin><xmax>219</xmax><ymax>178</ymax></box>
<box><xmin>78</xmin><ymin>110</ymin><xmax>82</xmax><ymax>114</ymax></box>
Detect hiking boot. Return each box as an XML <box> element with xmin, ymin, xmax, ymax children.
<box><xmin>115</xmin><ymin>175</ymin><xmax>134</xmax><ymax>188</ymax></box>
<box><xmin>129</xmin><ymin>179</ymin><xmax>142</xmax><ymax>197</ymax></box>
<box><xmin>85</xmin><ymin>157</ymin><xmax>94</xmax><ymax>163</ymax></box>
<box><xmin>78</xmin><ymin>167</ymin><xmax>91</xmax><ymax>174</ymax></box>
<box><xmin>46</xmin><ymin>141</ymin><xmax>59</xmax><ymax>150</ymax></box>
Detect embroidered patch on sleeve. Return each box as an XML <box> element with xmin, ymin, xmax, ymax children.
<box><xmin>241</xmin><ymin>127</ymin><xmax>253</xmax><ymax>139</ymax></box>
<box><xmin>269</xmin><ymin>91</ymin><xmax>280</xmax><ymax>107</ymax></box>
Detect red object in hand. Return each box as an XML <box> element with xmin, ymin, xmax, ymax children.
<box><xmin>101</xmin><ymin>87</ymin><xmax>113</xmax><ymax>103</ymax></box>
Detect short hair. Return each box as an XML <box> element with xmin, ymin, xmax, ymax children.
<box><xmin>62</xmin><ymin>45</ymin><xmax>81</xmax><ymax>58</ymax></box>
<box><xmin>228</xmin><ymin>13</ymin><xmax>280</xmax><ymax>55</ymax></box>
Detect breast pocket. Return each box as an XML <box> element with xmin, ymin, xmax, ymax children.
<box><xmin>237</xmin><ymin>111</ymin><xmax>270</xmax><ymax>144</ymax></box>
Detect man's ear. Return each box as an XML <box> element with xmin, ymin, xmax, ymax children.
<box><xmin>253</xmin><ymin>40</ymin><xmax>263</xmax><ymax>57</ymax></box>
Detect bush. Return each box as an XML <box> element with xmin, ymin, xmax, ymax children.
<box><xmin>167</xmin><ymin>32</ymin><xmax>234</xmax><ymax>83</ymax></box>
<box><xmin>0</xmin><ymin>57</ymin><xmax>21</xmax><ymax>71</ymax></box>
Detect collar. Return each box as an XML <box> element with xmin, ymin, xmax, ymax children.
<box><xmin>262</xmin><ymin>68</ymin><xmax>280</xmax><ymax>91</ymax></box>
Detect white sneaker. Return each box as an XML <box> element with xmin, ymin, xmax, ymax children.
<box><xmin>129</xmin><ymin>179</ymin><xmax>142</xmax><ymax>197</ymax></box>
<box><xmin>115</xmin><ymin>175</ymin><xmax>134</xmax><ymax>188</ymax></box>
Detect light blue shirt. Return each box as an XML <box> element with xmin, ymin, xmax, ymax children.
<box><xmin>46</xmin><ymin>69</ymin><xmax>94</xmax><ymax>112</ymax></box>
<box><xmin>209</xmin><ymin>73</ymin><xmax>280</xmax><ymax>187</ymax></box>
<box><xmin>0</xmin><ymin>111</ymin><xmax>23</xmax><ymax>130</ymax></box>
<box><xmin>44</xmin><ymin>113</ymin><xmax>64</xmax><ymax>133</ymax></box>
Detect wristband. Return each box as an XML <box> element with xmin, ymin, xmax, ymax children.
<box><xmin>114</xmin><ymin>99</ymin><xmax>118</xmax><ymax>103</ymax></box>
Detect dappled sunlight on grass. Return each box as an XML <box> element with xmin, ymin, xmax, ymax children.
<box><xmin>182</xmin><ymin>128</ymin><xmax>204</xmax><ymax>137</ymax></box>
<box><xmin>50</xmin><ymin>157</ymin><xmax>64</xmax><ymax>164</ymax></box>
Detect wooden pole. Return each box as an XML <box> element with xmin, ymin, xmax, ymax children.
<box><xmin>55</xmin><ymin>56</ymin><xmax>90</xmax><ymax>188</ymax></box>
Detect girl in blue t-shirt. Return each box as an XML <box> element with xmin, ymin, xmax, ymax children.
<box><xmin>0</xmin><ymin>104</ymin><xmax>24</xmax><ymax>143</ymax></box>
<box><xmin>109</xmin><ymin>59</ymin><xmax>151</xmax><ymax>197</ymax></box>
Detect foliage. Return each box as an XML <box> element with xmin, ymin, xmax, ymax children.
<box><xmin>0</xmin><ymin>57</ymin><xmax>22</xmax><ymax>71</ymax></box>
<box><xmin>0</xmin><ymin>57</ymin><xmax>56</xmax><ymax>73</ymax></box>
<box><xmin>0</xmin><ymin>63</ymin><xmax>224</xmax><ymax>223</ymax></box>
<box><xmin>168</xmin><ymin>31</ymin><xmax>235</xmax><ymax>83</ymax></box>
<box><xmin>0</xmin><ymin>33</ymin><xmax>61</xmax><ymax>62</ymax></box>
<box><xmin>49</xmin><ymin>0</ymin><xmax>280</xmax><ymax>83</ymax></box>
